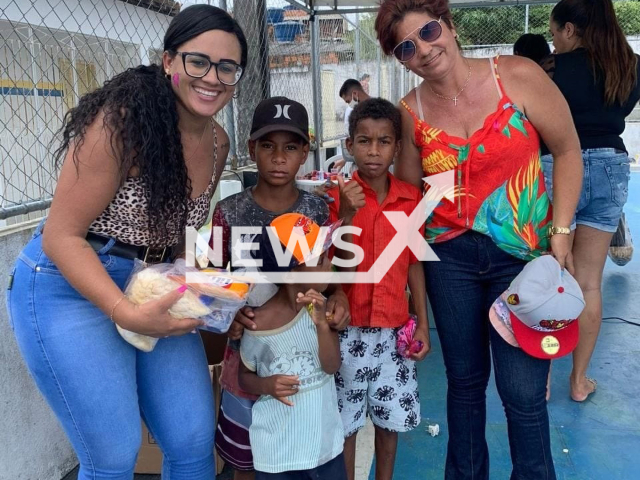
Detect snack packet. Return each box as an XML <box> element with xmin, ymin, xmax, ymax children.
<box><xmin>117</xmin><ymin>259</ymin><xmax>252</xmax><ymax>351</ymax></box>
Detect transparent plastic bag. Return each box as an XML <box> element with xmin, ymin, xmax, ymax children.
<box><xmin>608</xmin><ymin>213</ymin><xmax>633</xmax><ymax>266</ymax></box>
<box><xmin>117</xmin><ymin>259</ymin><xmax>252</xmax><ymax>351</ymax></box>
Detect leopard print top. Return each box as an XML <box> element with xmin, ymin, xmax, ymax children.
<box><xmin>88</xmin><ymin>124</ymin><xmax>218</xmax><ymax>247</ymax></box>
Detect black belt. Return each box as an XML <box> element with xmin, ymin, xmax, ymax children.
<box><xmin>86</xmin><ymin>232</ymin><xmax>172</xmax><ymax>264</ymax></box>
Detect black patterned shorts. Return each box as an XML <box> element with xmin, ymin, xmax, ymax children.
<box><xmin>335</xmin><ymin>326</ymin><xmax>420</xmax><ymax>437</ymax></box>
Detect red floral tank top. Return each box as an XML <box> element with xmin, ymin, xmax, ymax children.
<box><xmin>401</xmin><ymin>56</ymin><xmax>551</xmax><ymax>261</ymax></box>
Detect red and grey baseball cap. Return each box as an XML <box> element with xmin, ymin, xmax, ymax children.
<box><xmin>489</xmin><ymin>255</ymin><xmax>585</xmax><ymax>359</ymax></box>
<box><xmin>249</xmin><ymin>96</ymin><xmax>309</xmax><ymax>143</ymax></box>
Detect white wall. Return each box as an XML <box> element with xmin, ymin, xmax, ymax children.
<box><xmin>1</xmin><ymin>0</ymin><xmax>170</xmax><ymax>53</ymax></box>
<box><xmin>0</xmin><ymin>0</ymin><xmax>170</xmax><ymax>226</ymax></box>
<box><xmin>0</xmin><ymin>224</ymin><xmax>77</xmax><ymax>480</ymax></box>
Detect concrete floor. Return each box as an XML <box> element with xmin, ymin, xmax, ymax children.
<box><xmin>64</xmin><ymin>172</ymin><xmax>640</xmax><ymax>480</ymax></box>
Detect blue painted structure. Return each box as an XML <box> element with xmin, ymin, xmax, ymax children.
<box><xmin>273</xmin><ymin>22</ymin><xmax>304</xmax><ymax>43</ymax></box>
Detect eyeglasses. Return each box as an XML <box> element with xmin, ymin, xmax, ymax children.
<box><xmin>173</xmin><ymin>51</ymin><xmax>243</xmax><ymax>86</ymax></box>
<box><xmin>393</xmin><ymin>18</ymin><xmax>443</xmax><ymax>63</ymax></box>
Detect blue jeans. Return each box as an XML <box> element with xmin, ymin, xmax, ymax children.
<box><xmin>425</xmin><ymin>231</ymin><xmax>555</xmax><ymax>480</ymax></box>
<box><xmin>541</xmin><ymin>148</ymin><xmax>630</xmax><ymax>233</ymax></box>
<box><xmin>6</xmin><ymin>225</ymin><xmax>215</xmax><ymax>480</ymax></box>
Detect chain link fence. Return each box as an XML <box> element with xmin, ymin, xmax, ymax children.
<box><xmin>2</xmin><ymin>0</ymin><xmax>640</xmax><ymax>226</ymax></box>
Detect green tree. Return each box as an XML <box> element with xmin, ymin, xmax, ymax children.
<box><xmin>452</xmin><ymin>1</ymin><xmax>640</xmax><ymax>47</ymax></box>
<box><xmin>344</xmin><ymin>13</ymin><xmax>378</xmax><ymax>61</ymax></box>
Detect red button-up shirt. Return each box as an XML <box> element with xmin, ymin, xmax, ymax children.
<box><xmin>327</xmin><ymin>172</ymin><xmax>423</xmax><ymax>328</ymax></box>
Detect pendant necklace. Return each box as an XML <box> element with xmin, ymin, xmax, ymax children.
<box><xmin>428</xmin><ymin>61</ymin><xmax>472</xmax><ymax>106</ymax></box>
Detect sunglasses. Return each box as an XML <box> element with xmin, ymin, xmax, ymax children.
<box><xmin>393</xmin><ymin>17</ymin><xmax>443</xmax><ymax>63</ymax></box>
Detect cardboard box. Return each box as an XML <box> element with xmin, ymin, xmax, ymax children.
<box><xmin>134</xmin><ymin>421</ymin><xmax>164</xmax><ymax>474</ymax></box>
<box><xmin>134</xmin><ymin>363</ymin><xmax>225</xmax><ymax>475</ymax></box>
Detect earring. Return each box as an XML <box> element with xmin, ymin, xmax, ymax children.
<box><xmin>405</xmin><ymin>67</ymin><xmax>410</xmax><ymax>72</ymax></box>
<box><xmin>232</xmin><ymin>91</ymin><xmax>239</xmax><ymax>100</ymax></box>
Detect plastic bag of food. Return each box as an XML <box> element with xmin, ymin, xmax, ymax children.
<box><xmin>117</xmin><ymin>259</ymin><xmax>252</xmax><ymax>351</ymax></box>
<box><xmin>608</xmin><ymin>213</ymin><xmax>633</xmax><ymax>266</ymax></box>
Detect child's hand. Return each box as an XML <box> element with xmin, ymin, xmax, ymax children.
<box><xmin>227</xmin><ymin>306</ymin><xmax>257</xmax><ymax>340</ymax></box>
<box><xmin>409</xmin><ymin>327</ymin><xmax>432</xmax><ymax>361</ymax></box>
<box><xmin>337</xmin><ymin>175</ymin><xmax>365</xmax><ymax>222</ymax></box>
<box><xmin>265</xmin><ymin>375</ymin><xmax>300</xmax><ymax>406</ymax></box>
<box><xmin>326</xmin><ymin>290</ymin><xmax>351</xmax><ymax>331</ymax></box>
<box><xmin>296</xmin><ymin>290</ymin><xmax>329</xmax><ymax>329</ymax></box>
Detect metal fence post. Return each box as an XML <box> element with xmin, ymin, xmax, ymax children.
<box><xmin>28</xmin><ymin>26</ymin><xmax>46</xmax><ymax>183</ymax></box>
<box><xmin>376</xmin><ymin>44</ymin><xmax>381</xmax><ymax>97</ymax></box>
<box><xmin>234</xmin><ymin>0</ymin><xmax>270</xmax><ymax>166</ymax></box>
<box><xmin>355</xmin><ymin>11</ymin><xmax>360</xmax><ymax>80</ymax></box>
<box><xmin>220</xmin><ymin>0</ymin><xmax>237</xmax><ymax>167</ymax></box>
<box><xmin>310</xmin><ymin>12</ymin><xmax>322</xmax><ymax>170</ymax></box>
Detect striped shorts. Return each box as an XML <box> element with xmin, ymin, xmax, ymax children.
<box><xmin>215</xmin><ymin>389</ymin><xmax>255</xmax><ymax>471</ymax></box>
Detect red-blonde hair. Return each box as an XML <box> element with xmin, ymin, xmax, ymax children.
<box><xmin>375</xmin><ymin>0</ymin><xmax>454</xmax><ymax>55</ymax></box>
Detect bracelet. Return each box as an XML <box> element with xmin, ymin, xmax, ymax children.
<box><xmin>109</xmin><ymin>295</ymin><xmax>126</xmax><ymax>322</ymax></box>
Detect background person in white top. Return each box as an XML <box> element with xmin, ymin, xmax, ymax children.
<box><xmin>339</xmin><ymin>79</ymin><xmax>370</xmax><ymax>165</ymax></box>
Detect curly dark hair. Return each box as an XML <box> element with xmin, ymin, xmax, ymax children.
<box><xmin>53</xmin><ymin>5</ymin><xmax>248</xmax><ymax>246</ymax></box>
<box><xmin>348</xmin><ymin>98</ymin><xmax>402</xmax><ymax>141</ymax></box>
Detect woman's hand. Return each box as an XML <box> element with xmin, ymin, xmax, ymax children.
<box><xmin>550</xmin><ymin>233</ymin><xmax>575</xmax><ymax>274</ymax></box>
<box><xmin>113</xmin><ymin>287</ymin><xmax>204</xmax><ymax>337</ymax></box>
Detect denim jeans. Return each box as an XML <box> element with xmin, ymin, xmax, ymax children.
<box><xmin>6</xmin><ymin>225</ymin><xmax>215</xmax><ymax>480</ymax></box>
<box><xmin>425</xmin><ymin>231</ymin><xmax>555</xmax><ymax>480</ymax></box>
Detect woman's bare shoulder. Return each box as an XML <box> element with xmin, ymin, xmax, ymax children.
<box><xmin>498</xmin><ymin>54</ymin><xmax>547</xmax><ymax>83</ymax></box>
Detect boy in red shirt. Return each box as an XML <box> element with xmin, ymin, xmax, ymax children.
<box><xmin>326</xmin><ymin>98</ymin><xmax>431</xmax><ymax>480</ymax></box>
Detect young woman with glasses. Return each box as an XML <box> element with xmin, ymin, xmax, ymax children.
<box><xmin>542</xmin><ymin>0</ymin><xmax>639</xmax><ymax>403</ymax></box>
<box><xmin>375</xmin><ymin>0</ymin><xmax>584</xmax><ymax>478</ymax></box>
<box><xmin>7</xmin><ymin>5</ymin><xmax>246</xmax><ymax>479</ymax></box>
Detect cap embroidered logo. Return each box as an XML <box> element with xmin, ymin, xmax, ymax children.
<box><xmin>540</xmin><ymin>336</ymin><xmax>560</xmax><ymax>356</ymax></box>
<box><xmin>274</xmin><ymin>104</ymin><xmax>291</xmax><ymax>120</ymax></box>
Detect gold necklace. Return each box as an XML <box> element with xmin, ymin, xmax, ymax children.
<box><xmin>428</xmin><ymin>61</ymin><xmax>472</xmax><ymax>106</ymax></box>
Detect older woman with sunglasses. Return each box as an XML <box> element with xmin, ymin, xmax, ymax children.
<box><xmin>7</xmin><ymin>5</ymin><xmax>246</xmax><ymax>479</ymax></box>
<box><xmin>375</xmin><ymin>1</ymin><xmax>583</xmax><ymax>479</ymax></box>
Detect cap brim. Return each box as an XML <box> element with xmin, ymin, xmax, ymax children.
<box><xmin>510</xmin><ymin>312</ymin><xmax>579</xmax><ymax>359</ymax></box>
<box><xmin>250</xmin><ymin>124</ymin><xmax>309</xmax><ymax>142</ymax></box>
<box><xmin>489</xmin><ymin>293</ymin><xmax>519</xmax><ymax>347</ymax></box>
